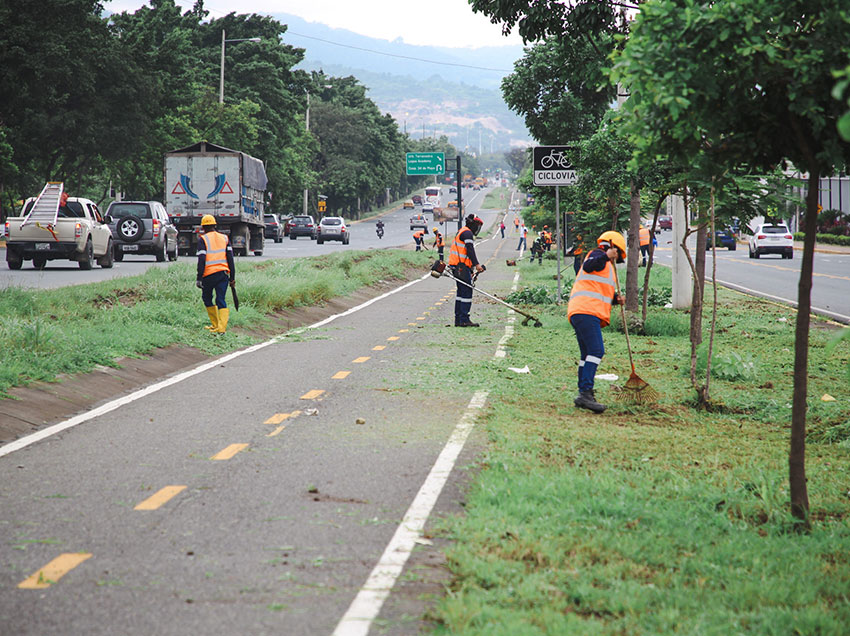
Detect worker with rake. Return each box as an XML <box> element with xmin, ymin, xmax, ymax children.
<box><xmin>567</xmin><ymin>231</ymin><xmax>626</xmax><ymax>413</ymax></box>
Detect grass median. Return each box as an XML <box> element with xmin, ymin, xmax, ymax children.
<box><xmin>0</xmin><ymin>249</ymin><xmax>431</xmax><ymax>397</ymax></box>
<box><xmin>429</xmin><ymin>257</ymin><xmax>850</xmax><ymax>634</ymax></box>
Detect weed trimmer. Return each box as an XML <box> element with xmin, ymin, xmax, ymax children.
<box><xmin>430</xmin><ymin>260</ymin><xmax>543</xmax><ymax>327</ymax></box>
<box><xmin>611</xmin><ymin>266</ymin><xmax>658</xmax><ymax>403</ymax></box>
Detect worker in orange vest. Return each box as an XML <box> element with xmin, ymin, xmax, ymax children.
<box><xmin>566</xmin><ymin>231</ymin><xmax>626</xmax><ymax>413</ymax></box>
<box><xmin>449</xmin><ymin>214</ymin><xmax>485</xmax><ymax>327</ymax></box>
<box><xmin>514</xmin><ymin>216</ymin><xmax>520</xmax><ymax>232</ymax></box>
<box><xmin>196</xmin><ymin>215</ymin><xmax>235</xmax><ymax>334</ymax></box>
<box><xmin>566</xmin><ymin>234</ymin><xmax>585</xmax><ymax>275</ymax></box>
<box><xmin>432</xmin><ymin>227</ymin><xmax>444</xmax><ymax>260</ymax></box>
<box><xmin>639</xmin><ymin>226</ymin><xmax>651</xmax><ymax>266</ymax></box>
<box><xmin>413</xmin><ymin>229</ymin><xmax>427</xmax><ymax>251</ymax></box>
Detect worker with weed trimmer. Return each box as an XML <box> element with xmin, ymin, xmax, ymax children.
<box><xmin>196</xmin><ymin>214</ymin><xmax>236</xmax><ymax>334</ymax></box>
<box><xmin>448</xmin><ymin>214</ymin><xmax>485</xmax><ymax>327</ymax></box>
<box><xmin>567</xmin><ymin>231</ymin><xmax>626</xmax><ymax>413</ymax></box>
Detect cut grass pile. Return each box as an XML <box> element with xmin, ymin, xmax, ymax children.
<box><xmin>430</xmin><ymin>259</ymin><xmax>850</xmax><ymax>634</ymax></box>
<box><xmin>0</xmin><ymin>250</ymin><xmax>430</xmax><ymax>396</ymax></box>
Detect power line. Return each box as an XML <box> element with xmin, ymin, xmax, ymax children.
<box><xmin>284</xmin><ymin>31</ymin><xmax>514</xmax><ymax>73</ymax></box>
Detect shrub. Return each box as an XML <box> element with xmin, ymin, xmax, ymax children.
<box><xmin>506</xmin><ymin>285</ymin><xmax>562</xmax><ymax>305</ymax></box>
<box><xmin>793</xmin><ymin>232</ymin><xmax>850</xmax><ymax>246</ymax></box>
<box><xmin>695</xmin><ymin>343</ymin><xmax>759</xmax><ymax>381</ymax></box>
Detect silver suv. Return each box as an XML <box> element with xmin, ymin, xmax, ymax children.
<box><xmin>106</xmin><ymin>201</ymin><xmax>178</xmax><ymax>262</ymax></box>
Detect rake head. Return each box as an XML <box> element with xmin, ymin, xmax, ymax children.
<box><xmin>613</xmin><ymin>370</ymin><xmax>659</xmax><ymax>404</ymax></box>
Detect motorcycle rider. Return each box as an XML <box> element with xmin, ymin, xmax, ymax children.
<box><xmin>376</xmin><ymin>220</ymin><xmax>385</xmax><ymax>238</ymax></box>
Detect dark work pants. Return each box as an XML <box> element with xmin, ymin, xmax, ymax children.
<box><xmin>573</xmin><ymin>256</ymin><xmax>582</xmax><ymax>275</ymax></box>
<box><xmin>453</xmin><ymin>264</ymin><xmax>473</xmax><ymax>325</ymax></box>
<box><xmin>202</xmin><ymin>270</ymin><xmax>230</xmax><ymax>309</ymax></box>
<box><xmin>570</xmin><ymin>313</ymin><xmax>605</xmax><ymax>392</ymax></box>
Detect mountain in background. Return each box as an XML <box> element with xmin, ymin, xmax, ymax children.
<box><xmin>276</xmin><ymin>13</ymin><xmax>531</xmax><ymax>152</ymax></box>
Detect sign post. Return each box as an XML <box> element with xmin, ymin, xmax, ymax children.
<box><xmin>533</xmin><ymin>146</ymin><xmax>579</xmax><ymax>303</ymax></box>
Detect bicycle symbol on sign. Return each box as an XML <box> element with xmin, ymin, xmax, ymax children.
<box><xmin>540</xmin><ymin>150</ymin><xmax>573</xmax><ymax>169</ymax></box>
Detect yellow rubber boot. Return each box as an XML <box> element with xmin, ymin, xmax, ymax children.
<box><xmin>216</xmin><ymin>307</ymin><xmax>230</xmax><ymax>334</ymax></box>
<box><xmin>205</xmin><ymin>306</ymin><xmax>219</xmax><ymax>332</ymax></box>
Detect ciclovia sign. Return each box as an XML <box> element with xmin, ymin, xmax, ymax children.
<box><xmin>533</xmin><ymin>146</ymin><xmax>578</xmax><ymax>186</ymax></box>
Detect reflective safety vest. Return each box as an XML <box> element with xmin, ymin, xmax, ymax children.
<box><xmin>434</xmin><ymin>232</ymin><xmax>444</xmax><ymax>247</ymax></box>
<box><xmin>639</xmin><ymin>227</ymin><xmax>650</xmax><ymax>247</ymax></box>
<box><xmin>567</xmin><ymin>253</ymin><xmax>617</xmax><ymax>327</ymax></box>
<box><xmin>448</xmin><ymin>228</ymin><xmax>472</xmax><ymax>267</ymax></box>
<box><xmin>200</xmin><ymin>231</ymin><xmax>230</xmax><ymax>277</ymax></box>
<box><xmin>413</xmin><ymin>231</ymin><xmax>425</xmax><ymax>240</ymax></box>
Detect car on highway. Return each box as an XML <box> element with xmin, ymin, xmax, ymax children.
<box><xmin>288</xmin><ymin>215</ymin><xmax>317</xmax><ymax>240</ymax></box>
<box><xmin>410</xmin><ymin>214</ymin><xmax>429</xmax><ymax>231</ymax></box>
<box><xmin>421</xmin><ymin>203</ymin><xmax>434</xmax><ymax>214</ymax></box>
<box><xmin>449</xmin><ymin>186</ymin><xmax>457</xmax><ymax>193</ymax></box>
<box><xmin>749</xmin><ymin>222</ymin><xmax>793</xmax><ymax>259</ymax></box>
<box><xmin>317</xmin><ymin>216</ymin><xmax>349</xmax><ymax>245</ymax></box>
<box><xmin>263</xmin><ymin>213</ymin><xmax>284</xmax><ymax>243</ymax></box>
<box><xmin>279</xmin><ymin>214</ymin><xmax>293</xmax><ymax>236</ymax></box>
<box><xmin>412</xmin><ymin>195</ymin><xmax>422</xmax><ymax>205</ymax></box>
<box><xmin>658</xmin><ymin>216</ymin><xmax>673</xmax><ymax>230</ymax></box>
<box><xmin>403</xmin><ymin>200</ymin><xmax>415</xmax><ymax>209</ymax></box>
<box><xmin>106</xmin><ymin>200</ymin><xmax>177</xmax><ymax>262</ymax></box>
<box><xmin>706</xmin><ymin>228</ymin><xmax>737</xmax><ymax>250</ymax></box>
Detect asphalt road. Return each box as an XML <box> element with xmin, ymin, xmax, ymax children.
<box><xmin>651</xmin><ymin>230</ymin><xmax>850</xmax><ymax>323</ymax></box>
<box><xmin>0</xmin><ymin>186</ymin><xmax>492</xmax><ymax>291</ymax></box>
<box><xmin>0</xmin><ymin>192</ymin><xmax>520</xmax><ymax>636</ymax></box>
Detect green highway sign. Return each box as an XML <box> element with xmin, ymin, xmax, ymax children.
<box><xmin>406</xmin><ymin>152</ymin><xmax>445</xmax><ymax>175</ymax></box>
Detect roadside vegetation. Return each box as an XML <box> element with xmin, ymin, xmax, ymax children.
<box><xmin>430</xmin><ymin>260</ymin><xmax>850</xmax><ymax>634</ymax></box>
<box><xmin>0</xmin><ymin>250</ymin><xmax>430</xmax><ymax>397</ymax></box>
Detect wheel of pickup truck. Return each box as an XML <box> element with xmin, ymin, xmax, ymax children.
<box><xmin>7</xmin><ymin>252</ymin><xmax>22</xmax><ymax>270</ymax></box>
<box><xmin>117</xmin><ymin>216</ymin><xmax>144</xmax><ymax>242</ymax></box>
<box><xmin>97</xmin><ymin>239</ymin><xmax>115</xmax><ymax>269</ymax></box>
<box><xmin>79</xmin><ymin>239</ymin><xmax>94</xmax><ymax>270</ymax></box>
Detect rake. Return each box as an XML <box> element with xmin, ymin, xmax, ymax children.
<box><xmin>611</xmin><ymin>266</ymin><xmax>659</xmax><ymax>404</ymax></box>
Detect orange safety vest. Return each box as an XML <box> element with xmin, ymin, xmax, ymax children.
<box><xmin>434</xmin><ymin>232</ymin><xmax>444</xmax><ymax>247</ymax></box>
<box><xmin>639</xmin><ymin>227</ymin><xmax>650</xmax><ymax>247</ymax></box>
<box><xmin>448</xmin><ymin>228</ymin><xmax>472</xmax><ymax>267</ymax></box>
<box><xmin>567</xmin><ymin>253</ymin><xmax>617</xmax><ymax>327</ymax></box>
<box><xmin>514</xmin><ymin>218</ymin><xmax>519</xmax><ymax>227</ymax></box>
<box><xmin>413</xmin><ymin>231</ymin><xmax>424</xmax><ymax>240</ymax></box>
<box><xmin>200</xmin><ymin>231</ymin><xmax>230</xmax><ymax>277</ymax></box>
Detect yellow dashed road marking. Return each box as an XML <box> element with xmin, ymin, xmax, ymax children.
<box><xmin>134</xmin><ymin>486</ymin><xmax>187</xmax><ymax>511</ymax></box>
<box><xmin>333</xmin><ymin>371</ymin><xmax>351</xmax><ymax>379</ymax></box>
<box><xmin>408</xmin><ymin>322</ymin><xmax>417</xmax><ymax>326</ymax></box>
<box><xmin>398</xmin><ymin>329</ymin><xmax>410</xmax><ymax>333</ymax></box>
<box><xmin>416</xmin><ymin>317</ymin><xmax>426</xmax><ymax>320</ymax></box>
<box><xmin>18</xmin><ymin>553</ymin><xmax>92</xmax><ymax>589</ymax></box>
<box><xmin>210</xmin><ymin>443</ymin><xmax>249</xmax><ymax>460</ymax></box>
<box><xmin>268</xmin><ymin>425</ymin><xmax>286</xmax><ymax>437</ymax></box>
<box><xmin>372</xmin><ymin>345</ymin><xmax>386</xmax><ymax>351</ymax></box>
<box><xmin>353</xmin><ymin>357</ymin><xmax>370</xmax><ymax>363</ymax></box>
<box><xmin>265</xmin><ymin>413</ymin><xmax>293</xmax><ymax>425</ymax></box>
<box><xmin>301</xmin><ymin>389</ymin><xmax>325</xmax><ymax>400</ymax></box>
<box><xmin>387</xmin><ymin>336</ymin><xmax>399</xmax><ymax>341</ymax></box>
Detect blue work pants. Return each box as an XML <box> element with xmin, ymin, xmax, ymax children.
<box><xmin>569</xmin><ymin>313</ymin><xmax>605</xmax><ymax>392</ymax></box>
<box><xmin>453</xmin><ymin>264</ymin><xmax>473</xmax><ymax>324</ymax></box>
<box><xmin>202</xmin><ymin>270</ymin><xmax>230</xmax><ymax>309</ymax></box>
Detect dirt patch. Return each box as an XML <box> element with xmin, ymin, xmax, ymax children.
<box><xmin>0</xmin><ymin>276</ymin><xmax>416</xmax><ymax>447</ymax></box>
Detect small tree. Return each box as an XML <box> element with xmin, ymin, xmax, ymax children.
<box><xmin>613</xmin><ymin>0</ymin><xmax>850</xmax><ymax>523</ymax></box>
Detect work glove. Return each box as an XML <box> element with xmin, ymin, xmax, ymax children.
<box><xmin>195</xmin><ymin>280</ymin><xmax>202</xmax><ymax>289</ymax></box>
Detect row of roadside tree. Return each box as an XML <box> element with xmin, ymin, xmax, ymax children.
<box><xmin>0</xmin><ymin>0</ymin><xmax>478</xmax><ymax>220</ymax></box>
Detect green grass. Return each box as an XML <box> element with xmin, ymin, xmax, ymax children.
<box><xmin>428</xmin><ymin>261</ymin><xmax>850</xmax><ymax>635</ymax></box>
<box><xmin>482</xmin><ymin>187</ymin><xmax>509</xmax><ymax>210</ymax></box>
<box><xmin>0</xmin><ymin>250</ymin><xmax>431</xmax><ymax>396</ymax></box>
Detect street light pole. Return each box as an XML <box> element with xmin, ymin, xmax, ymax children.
<box><xmin>303</xmin><ymin>92</ymin><xmax>310</xmax><ymax>215</ymax></box>
<box><xmin>219</xmin><ymin>30</ymin><xmax>261</xmax><ymax>104</ymax></box>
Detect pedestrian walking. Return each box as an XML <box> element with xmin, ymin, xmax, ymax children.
<box><xmin>567</xmin><ymin>231</ymin><xmax>626</xmax><ymax>413</ymax></box>
<box><xmin>639</xmin><ymin>226</ymin><xmax>651</xmax><ymax>266</ymax></box>
<box><xmin>449</xmin><ymin>214</ymin><xmax>485</xmax><ymax>327</ymax></box>
<box><xmin>432</xmin><ymin>227</ymin><xmax>444</xmax><ymax>260</ymax></box>
<box><xmin>196</xmin><ymin>215</ymin><xmax>235</xmax><ymax>334</ymax></box>
<box><xmin>514</xmin><ymin>217</ymin><xmax>520</xmax><ymax>233</ymax></box>
<box><xmin>516</xmin><ymin>224</ymin><xmax>528</xmax><ymax>251</ymax></box>
<box><xmin>500</xmin><ymin>221</ymin><xmax>506</xmax><ymax>238</ymax></box>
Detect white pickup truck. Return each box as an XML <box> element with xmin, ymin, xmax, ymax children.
<box><xmin>4</xmin><ymin>187</ymin><xmax>114</xmax><ymax>270</ymax></box>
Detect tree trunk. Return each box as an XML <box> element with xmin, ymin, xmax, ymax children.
<box><xmin>626</xmin><ymin>182</ymin><xmax>641</xmax><ymax>314</ymax></box>
<box><xmin>789</xmin><ymin>170</ymin><xmax>818</xmax><ymax>523</ymax></box>
<box><xmin>702</xmin><ymin>182</ymin><xmax>719</xmax><ymax>408</ymax></box>
<box><xmin>641</xmin><ymin>195</ymin><xmax>665</xmax><ymax>323</ymax></box>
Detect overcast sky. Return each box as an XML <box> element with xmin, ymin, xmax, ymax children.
<box><xmin>105</xmin><ymin>0</ymin><xmax>522</xmax><ymax>48</ymax></box>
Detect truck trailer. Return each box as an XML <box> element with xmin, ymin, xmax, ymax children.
<box><xmin>165</xmin><ymin>141</ymin><xmax>267</xmax><ymax>256</ymax></box>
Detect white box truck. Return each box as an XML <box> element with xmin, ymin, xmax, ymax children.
<box><xmin>164</xmin><ymin>141</ymin><xmax>267</xmax><ymax>256</ymax></box>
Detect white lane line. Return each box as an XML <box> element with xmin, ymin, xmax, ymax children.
<box><xmin>494</xmin><ymin>272</ymin><xmax>521</xmax><ymax>359</ymax></box>
<box><xmin>332</xmin><ymin>390</ymin><xmax>489</xmax><ymax>636</ymax></box>
<box><xmin>0</xmin><ymin>273</ymin><xmax>432</xmax><ymax>459</ymax></box>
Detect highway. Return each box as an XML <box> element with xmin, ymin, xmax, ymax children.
<box><xmin>0</xmin><ymin>186</ymin><xmax>490</xmax><ymax>291</ymax></box>
<box><xmin>652</xmin><ymin>230</ymin><xmax>850</xmax><ymax>323</ymax></box>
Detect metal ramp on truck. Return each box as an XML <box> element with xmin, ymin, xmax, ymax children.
<box><xmin>21</xmin><ymin>182</ymin><xmax>64</xmax><ymax>228</ymax></box>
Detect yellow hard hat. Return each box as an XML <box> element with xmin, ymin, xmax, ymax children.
<box><xmin>597</xmin><ymin>230</ymin><xmax>627</xmax><ymax>262</ymax></box>
<box><xmin>201</xmin><ymin>214</ymin><xmax>216</xmax><ymax>226</ymax></box>
<box><xmin>433</xmin><ymin>227</ymin><xmax>439</xmax><ymax>233</ymax></box>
